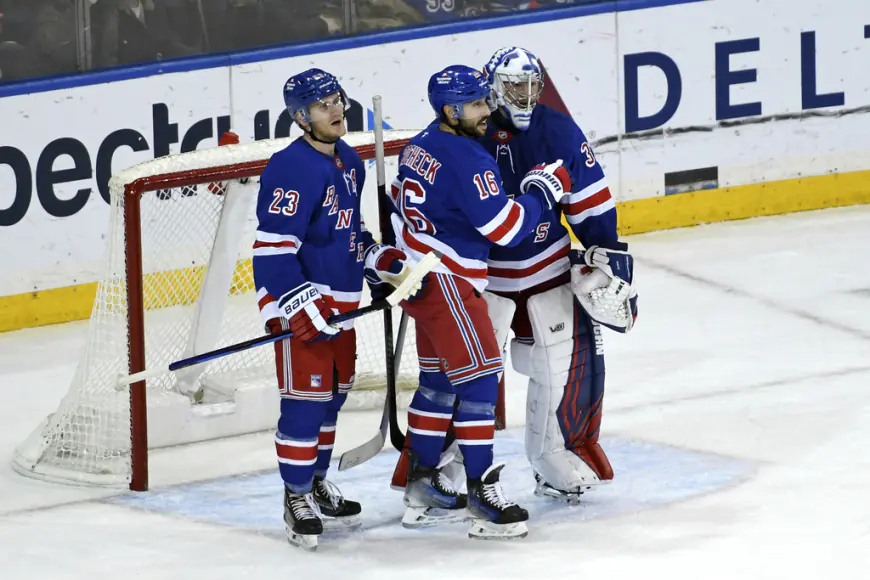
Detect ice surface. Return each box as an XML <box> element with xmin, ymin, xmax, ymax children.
<box><xmin>1</xmin><ymin>206</ymin><xmax>869</xmax><ymax>579</ymax></box>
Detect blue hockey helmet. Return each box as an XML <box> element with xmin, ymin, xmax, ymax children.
<box><xmin>427</xmin><ymin>65</ymin><xmax>496</xmax><ymax>119</ymax></box>
<box><xmin>283</xmin><ymin>68</ymin><xmax>350</xmax><ymax>125</ymax></box>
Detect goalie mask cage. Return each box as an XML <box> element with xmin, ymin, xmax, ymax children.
<box><xmin>13</xmin><ymin>130</ymin><xmax>420</xmax><ymax>491</ymax></box>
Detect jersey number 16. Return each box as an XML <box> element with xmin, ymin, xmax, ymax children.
<box><xmin>392</xmin><ymin>177</ymin><xmax>436</xmax><ymax>235</ymax></box>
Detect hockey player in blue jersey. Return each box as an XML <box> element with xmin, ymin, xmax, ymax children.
<box><xmin>253</xmin><ymin>68</ymin><xmax>399</xmax><ymax>550</ymax></box>
<box><xmin>373</xmin><ymin>64</ymin><xmax>576</xmax><ymax>539</ymax></box>
<box><xmin>477</xmin><ymin>46</ymin><xmax>639</xmax><ymax>503</ymax></box>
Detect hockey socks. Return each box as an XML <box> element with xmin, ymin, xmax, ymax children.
<box><xmin>453</xmin><ymin>399</ymin><xmax>496</xmax><ymax>480</ymax></box>
<box><xmin>406</xmin><ymin>379</ymin><xmax>455</xmax><ymax>468</ymax></box>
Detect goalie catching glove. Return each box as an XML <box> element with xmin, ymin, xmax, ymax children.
<box><xmin>364</xmin><ymin>244</ymin><xmax>426</xmax><ymax>302</ymax></box>
<box><xmin>570</xmin><ymin>241</ymin><xmax>638</xmax><ymax>333</ymax></box>
<box><xmin>278</xmin><ymin>283</ymin><xmax>340</xmax><ymax>343</ymax></box>
<box><xmin>519</xmin><ymin>159</ymin><xmax>572</xmax><ymax>210</ymax></box>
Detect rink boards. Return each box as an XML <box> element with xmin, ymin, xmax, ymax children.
<box><xmin>1</xmin><ymin>0</ymin><xmax>869</xmax><ymax>332</ymax></box>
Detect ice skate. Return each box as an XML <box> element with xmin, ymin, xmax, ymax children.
<box><xmin>283</xmin><ymin>489</ymin><xmax>322</xmax><ymax>551</ymax></box>
<box><xmin>312</xmin><ymin>475</ymin><xmax>362</xmax><ymax>531</ymax></box>
<box><xmin>467</xmin><ymin>464</ymin><xmax>529</xmax><ymax>540</ymax></box>
<box><xmin>402</xmin><ymin>451</ymin><xmax>468</xmax><ymax>529</ymax></box>
<box><xmin>533</xmin><ymin>472</ymin><xmax>592</xmax><ymax>505</ymax></box>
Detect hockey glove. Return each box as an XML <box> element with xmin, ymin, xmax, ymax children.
<box><xmin>364</xmin><ymin>244</ymin><xmax>426</xmax><ymax>302</ymax></box>
<box><xmin>519</xmin><ymin>159</ymin><xmax>572</xmax><ymax>210</ymax></box>
<box><xmin>582</xmin><ymin>242</ymin><xmax>634</xmax><ymax>283</ymax></box>
<box><xmin>278</xmin><ymin>283</ymin><xmax>340</xmax><ymax>343</ymax></box>
<box><xmin>569</xmin><ymin>241</ymin><xmax>638</xmax><ymax>333</ymax></box>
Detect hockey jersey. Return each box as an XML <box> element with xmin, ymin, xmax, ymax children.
<box><xmin>477</xmin><ymin>104</ymin><xmax>617</xmax><ymax>293</ymax></box>
<box><xmin>253</xmin><ymin>137</ymin><xmax>372</xmax><ymax>329</ymax></box>
<box><xmin>390</xmin><ymin>120</ymin><xmax>546</xmax><ymax>292</ymax></box>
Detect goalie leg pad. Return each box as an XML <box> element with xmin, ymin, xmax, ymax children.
<box><xmin>482</xmin><ymin>291</ymin><xmax>517</xmax><ymax>353</ymax></box>
<box><xmin>483</xmin><ymin>291</ymin><xmax>515</xmax><ymax>430</ymax></box>
<box><xmin>518</xmin><ymin>285</ymin><xmax>613</xmax><ymax>492</ymax></box>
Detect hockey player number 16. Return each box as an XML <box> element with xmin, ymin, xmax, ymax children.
<box><xmin>395</xmin><ymin>177</ymin><xmax>437</xmax><ymax>235</ymax></box>
<box><xmin>473</xmin><ymin>171</ymin><xmax>500</xmax><ymax>200</ymax></box>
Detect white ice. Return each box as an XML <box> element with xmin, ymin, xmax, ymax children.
<box><xmin>1</xmin><ymin>206</ymin><xmax>869</xmax><ymax>579</ymax></box>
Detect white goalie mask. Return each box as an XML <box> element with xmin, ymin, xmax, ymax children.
<box><xmin>484</xmin><ymin>47</ymin><xmax>545</xmax><ymax>131</ymax></box>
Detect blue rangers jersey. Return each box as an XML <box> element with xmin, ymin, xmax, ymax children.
<box><xmin>390</xmin><ymin>120</ymin><xmax>546</xmax><ymax>292</ymax></box>
<box><xmin>253</xmin><ymin>137</ymin><xmax>373</xmax><ymax>329</ymax></box>
<box><xmin>477</xmin><ymin>103</ymin><xmax>617</xmax><ymax>292</ymax></box>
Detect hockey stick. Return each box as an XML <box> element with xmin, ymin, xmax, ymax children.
<box><xmin>387</xmin><ymin>311</ymin><xmax>409</xmax><ymax>450</ymax></box>
<box><xmin>338</xmin><ymin>309</ymin><xmax>409</xmax><ymax>471</ymax></box>
<box><xmin>116</xmin><ymin>252</ymin><xmax>439</xmax><ymax>388</ymax></box>
<box><xmin>369</xmin><ymin>95</ymin><xmax>408</xmax><ymax>453</ymax></box>
<box><xmin>338</xmin><ymin>97</ymin><xmax>413</xmax><ymax>470</ymax></box>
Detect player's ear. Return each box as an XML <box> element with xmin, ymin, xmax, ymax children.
<box><xmin>440</xmin><ymin>104</ymin><xmax>459</xmax><ymax>125</ymax></box>
<box><xmin>295</xmin><ymin>110</ymin><xmax>310</xmax><ymax>131</ymax></box>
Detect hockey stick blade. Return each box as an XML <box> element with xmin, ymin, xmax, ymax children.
<box><xmin>116</xmin><ymin>253</ymin><xmax>439</xmax><ymax>389</ymax></box>
<box><xmin>338</xmin><ymin>311</ymin><xmax>410</xmax><ymax>470</ymax></box>
<box><xmin>338</xmin><ymin>402</ymin><xmax>389</xmax><ymax>471</ymax></box>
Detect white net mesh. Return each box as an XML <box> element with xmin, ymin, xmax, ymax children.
<box><xmin>13</xmin><ymin>130</ymin><xmax>420</xmax><ymax>487</ymax></box>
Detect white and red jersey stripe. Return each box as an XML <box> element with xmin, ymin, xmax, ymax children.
<box><xmin>486</xmin><ymin>234</ymin><xmax>571</xmax><ymax>292</ymax></box>
<box><xmin>256</xmin><ymin>287</ymin><xmax>281</xmax><ymax>323</ymax></box>
<box><xmin>475</xmin><ymin>199</ymin><xmax>527</xmax><ymax>247</ymax></box>
<box><xmin>563</xmin><ymin>176</ymin><xmax>616</xmax><ymax>226</ymax></box>
<box><xmin>311</xmin><ymin>283</ymin><xmax>361</xmax><ymax>330</ymax></box>
<box><xmin>253</xmin><ymin>230</ymin><xmax>301</xmax><ymax>257</ymax></box>
<box><xmin>395</xmin><ymin>218</ymin><xmax>490</xmax><ymax>293</ymax></box>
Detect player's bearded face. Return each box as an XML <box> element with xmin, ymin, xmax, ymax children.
<box><xmin>453</xmin><ymin>98</ymin><xmax>492</xmax><ymax>137</ymax></box>
<box><xmin>305</xmin><ymin>92</ymin><xmax>347</xmax><ymax>142</ymax></box>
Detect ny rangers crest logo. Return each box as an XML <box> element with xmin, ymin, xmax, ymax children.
<box><xmin>343</xmin><ymin>169</ymin><xmax>358</xmax><ymax>196</ymax></box>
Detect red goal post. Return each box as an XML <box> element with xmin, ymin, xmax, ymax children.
<box><xmin>13</xmin><ymin>130</ymin><xmax>420</xmax><ymax>491</ymax></box>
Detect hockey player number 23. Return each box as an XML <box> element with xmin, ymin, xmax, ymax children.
<box><xmin>268</xmin><ymin>188</ymin><xmax>300</xmax><ymax>216</ymax></box>
<box><xmin>397</xmin><ymin>178</ymin><xmax>437</xmax><ymax>235</ymax></box>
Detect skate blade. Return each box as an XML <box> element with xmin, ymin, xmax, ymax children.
<box><xmin>534</xmin><ymin>485</ymin><xmax>586</xmax><ymax>505</ymax></box>
<box><xmin>468</xmin><ymin>518</ymin><xmax>528</xmax><ymax>540</ymax></box>
<box><xmin>402</xmin><ymin>506</ymin><xmax>468</xmax><ymax>529</ymax></box>
<box><xmin>321</xmin><ymin>514</ymin><xmax>362</xmax><ymax>532</ymax></box>
<box><xmin>287</xmin><ymin>533</ymin><xmax>319</xmax><ymax>551</ymax></box>
<box><xmin>286</xmin><ymin>525</ymin><xmax>319</xmax><ymax>551</ymax></box>
<box><xmin>534</xmin><ymin>480</ymin><xmax>602</xmax><ymax>504</ymax></box>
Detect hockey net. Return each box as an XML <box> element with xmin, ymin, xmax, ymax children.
<box><xmin>13</xmin><ymin>130</ymin><xmax>420</xmax><ymax>490</ymax></box>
